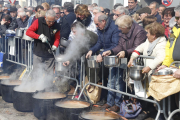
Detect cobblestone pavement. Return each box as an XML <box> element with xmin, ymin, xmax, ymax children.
<box><xmin>0</xmin><ymin>96</ymin><xmax>37</xmax><ymax>120</ymax></box>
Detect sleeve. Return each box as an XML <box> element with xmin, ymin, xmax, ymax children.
<box><xmin>90</xmin><ymin>34</ymin><xmax>103</xmax><ymax>54</ymax></box>
<box><xmin>0</xmin><ymin>25</ymin><xmax>7</xmax><ymax>34</ymax></box>
<box><xmin>26</xmin><ymin>19</ymin><xmax>40</xmax><ymax>39</ymax></box>
<box><xmin>162</xmin><ymin>40</ymin><xmax>171</xmax><ymax>67</ymax></box>
<box><xmin>126</xmin><ymin>30</ymin><xmax>147</xmax><ymax>57</ymax></box>
<box><xmin>53</xmin><ymin>31</ymin><xmax>60</xmax><ymax>47</ymax></box>
<box><xmin>148</xmin><ymin>41</ymin><xmax>166</xmax><ymax>69</ymax></box>
<box><xmin>60</xmin><ymin>20</ymin><xmax>71</xmax><ymax>39</ymax></box>
<box><xmin>8</xmin><ymin>20</ymin><xmax>18</xmax><ymax>30</ymax></box>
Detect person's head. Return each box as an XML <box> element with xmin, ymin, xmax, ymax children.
<box><xmin>113</xmin><ymin>3</ymin><xmax>123</xmax><ymax>14</ymax></box>
<box><xmin>158</xmin><ymin>4</ymin><xmax>166</xmax><ymax>16</ymax></box>
<box><xmin>145</xmin><ymin>22</ymin><xmax>165</xmax><ymax>42</ymax></box>
<box><xmin>17</xmin><ymin>8</ymin><xmax>24</xmax><ymax>13</ymax></box>
<box><xmin>36</xmin><ymin>10</ymin><xmax>46</xmax><ymax>18</ymax></box>
<box><xmin>143</xmin><ymin>15</ymin><xmax>157</xmax><ymax>28</ymax></box>
<box><xmin>50</xmin><ymin>4</ymin><xmax>55</xmax><ymax>9</ymax></box>
<box><xmin>3</xmin><ymin>6</ymin><xmax>8</xmax><ymax>14</ymax></box>
<box><xmin>136</xmin><ymin>7</ymin><xmax>151</xmax><ymax>21</ymax></box>
<box><xmin>94</xmin><ymin>13</ymin><xmax>108</xmax><ymax>30</ymax></box>
<box><xmin>100</xmin><ymin>7</ymin><xmax>104</xmax><ymax>13</ymax></box>
<box><xmin>75</xmin><ymin>4</ymin><xmax>90</xmax><ymax>20</ymax></box>
<box><xmin>71</xmin><ymin>21</ymin><xmax>86</xmax><ymax>35</ymax></box>
<box><xmin>60</xmin><ymin>7</ymin><xmax>64</xmax><ymax>18</ymax></box>
<box><xmin>45</xmin><ymin>10</ymin><xmax>56</xmax><ymax>27</ymax></box>
<box><xmin>115</xmin><ymin>15</ymin><xmax>133</xmax><ymax>34</ymax></box>
<box><xmin>113</xmin><ymin>6</ymin><xmax>129</xmax><ymax>20</ymax></box>
<box><xmin>149</xmin><ymin>1</ymin><xmax>159</xmax><ymax>16</ymax></box>
<box><xmin>9</xmin><ymin>7</ymin><xmax>17</xmax><ymax>18</ymax></box>
<box><xmin>35</xmin><ymin>5</ymin><xmax>44</xmax><ymax>12</ymax></box>
<box><xmin>16</xmin><ymin>5</ymin><xmax>21</xmax><ymax>9</ymax></box>
<box><xmin>132</xmin><ymin>13</ymin><xmax>140</xmax><ymax>22</ymax></box>
<box><xmin>27</xmin><ymin>6</ymin><xmax>33</xmax><ymax>11</ymax></box>
<box><xmin>162</xmin><ymin>7</ymin><xmax>175</xmax><ymax>26</ymax></box>
<box><xmin>41</xmin><ymin>2</ymin><xmax>50</xmax><ymax>11</ymax></box>
<box><xmin>93</xmin><ymin>7</ymin><xmax>101</xmax><ymax>15</ymax></box>
<box><xmin>128</xmin><ymin>0</ymin><xmax>137</xmax><ymax>10</ymax></box>
<box><xmin>104</xmin><ymin>8</ymin><xmax>110</xmax><ymax>16</ymax></box>
<box><xmin>26</xmin><ymin>10</ymin><xmax>33</xmax><ymax>17</ymax></box>
<box><xmin>2</xmin><ymin>14</ymin><xmax>12</xmax><ymax>25</ymax></box>
<box><xmin>64</xmin><ymin>2</ymin><xmax>74</xmax><ymax>15</ymax></box>
<box><xmin>174</xmin><ymin>5</ymin><xmax>180</xmax><ymax>26</ymax></box>
<box><xmin>52</xmin><ymin>7</ymin><xmax>61</xmax><ymax>20</ymax></box>
<box><xmin>88</xmin><ymin>5</ymin><xmax>94</xmax><ymax>12</ymax></box>
<box><xmin>19</xmin><ymin>11</ymin><xmax>27</xmax><ymax>21</ymax></box>
<box><xmin>92</xmin><ymin>3</ymin><xmax>98</xmax><ymax>7</ymax></box>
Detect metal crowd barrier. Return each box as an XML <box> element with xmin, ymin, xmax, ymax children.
<box><xmin>77</xmin><ymin>55</ymin><xmax>161</xmax><ymax>120</ymax></box>
<box><xmin>167</xmin><ymin>61</ymin><xmax>180</xmax><ymax>120</ymax></box>
<box><xmin>1</xmin><ymin>34</ymin><xmax>34</xmax><ymax>79</ymax></box>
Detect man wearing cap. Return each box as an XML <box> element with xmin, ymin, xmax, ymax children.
<box><xmin>9</xmin><ymin>7</ymin><xmax>18</xmax><ymax>30</ymax></box>
<box><xmin>136</xmin><ymin>7</ymin><xmax>151</xmax><ymax>26</ymax></box>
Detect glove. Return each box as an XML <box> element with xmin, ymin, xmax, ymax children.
<box><xmin>39</xmin><ymin>34</ymin><xmax>48</xmax><ymax>43</ymax></box>
<box><xmin>51</xmin><ymin>45</ymin><xmax>57</xmax><ymax>51</ymax></box>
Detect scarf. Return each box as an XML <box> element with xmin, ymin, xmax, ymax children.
<box><xmin>147</xmin><ymin>37</ymin><xmax>160</xmax><ymax>56</ymax></box>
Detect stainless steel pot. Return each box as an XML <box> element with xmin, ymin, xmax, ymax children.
<box><xmin>60</xmin><ymin>37</ymin><xmax>70</xmax><ymax>47</ymax></box>
<box><xmin>22</xmin><ymin>29</ymin><xmax>33</xmax><ymax>41</ymax></box>
<box><xmin>104</xmin><ymin>56</ymin><xmax>120</xmax><ymax>67</ymax></box>
<box><xmin>129</xmin><ymin>65</ymin><xmax>144</xmax><ymax>81</ymax></box>
<box><xmin>16</xmin><ymin>28</ymin><xmax>23</xmax><ymax>37</ymax></box>
<box><xmin>87</xmin><ymin>56</ymin><xmax>100</xmax><ymax>68</ymax></box>
<box><xmin>153</xmin><ymin>69</ymin><xmax>173</xmax><ymax>75</ymax></box>
<box><xmin>55</xmin><ymin>61</ymin><xmax>66</xmax><ymax>72</ymax></box>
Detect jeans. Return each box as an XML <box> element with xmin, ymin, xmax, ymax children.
<box><xmin>107</xmin><ymin>67</ymin><xmax>125</xmax><ymax>107</ymax></box>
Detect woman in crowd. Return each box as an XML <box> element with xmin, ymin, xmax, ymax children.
<box><xmin>161</xmin><ymin>7</ymin><xmax>175</xmax><ymax>39</ymax></box>
<box><xmin>41</xmin><ymin>2</ymin><xmax>50</xmax><ymax>11</ymax></box>
<box><xmin>142</xmin><ymin>16</ymin><xmax>157</xmax><ymax>28</ymax></box>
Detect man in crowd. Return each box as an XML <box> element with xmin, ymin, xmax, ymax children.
<box><xmin>52</xmin><ymin>5</ymin><xmax>61</xmax><ymax>23</ymax></box>
<box><xmin>93</xmin><ymin>7</ymin><xmax>102</xmax><ymax>16</ymax></box>
<box><xmin>0</xmin><ymin>15</ymin><xmax>12</xmax><ymax>34</ymax></box>
<box><xmin>113</xmin><ymin>6</ymin><xmax>129</xmax><ymax>20</ymax></box>
<box><xmin>158</xmin><ymin>4</ymin><xmax>166</xmax><ymax>19</ymax></box>
<box><xmin>136</xmin><ymin>7</ymin><xmax>151</xmax><ymax>26</ymax></box>
<box><xmin>86</xmin><ymin>13</ymin><xmax>121</xmax><ymax>111</ymax></box>
<box><xmin>149</xmin><ymin>1</ymin><xmax>162</xmax><ymax>23</ymax></box>
<box><xmin>9</xmin><ymin>7</ymin><xmax>18</xmax><ymax>30</ymax></box>
<box><xmin>26</xmin><ymin>10</ymin><xmax>60</xmax><ymax>77</ymax></box>
<box><xmin>128</xmin><ymin>0</ymin><xmax>141</xmax><ymax>16</ymax></box>
<box><xmin>16</xmin><ymin>11</ymin><xmax>29</xmax><ymax>28</ymax></box>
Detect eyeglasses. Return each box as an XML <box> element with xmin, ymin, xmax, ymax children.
<box><xmin>175</xmin><ymin>16</ymin><xmax>180</xmax><ymax>20</ymax></box>
<box><xmin>101</xmin><ymin>11</ymin><xmax>104</xmax><ymax>13</ymax></box>
<box><xmin>114</xmin><ymin>13</ymin><xmax>123</xmax><ymax>17</ymax></box>
<box><xmin>60</xmin><ymin>12</ymin><xmax>64</xmax><ymax>14</ymax></box>
<box><xmin>164</xmin><ymin>17</ymin><xmax>171</xmax><ymax>20</ymax></box>
<box><xmin>46</xmin><ymin>20</ymin><xmax>55</xmax><ymax>23</ymax></box>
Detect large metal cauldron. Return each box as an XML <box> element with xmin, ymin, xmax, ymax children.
<box><xmin>32</xmin><ymin>91</ymin><xmax>67</xmax><ymax>119</ymax></box>
<box><xmin>0</xmin><ymin>76</ymin><xmax>10</xmax><ymax>96</ymax></box>
<box><xmin>79</xmin><ymin>111</ymin><xmax>122</xmax><ymax>120</ymax></box>
<box><xmin>55</xmin><ymin>100</ymin><xmax>91</xmax><ymax>120</ymax></box>
<box><xmin>129</xmin><ymin>65</ymin><xmax>144</xmax><ymax>81</ymax></box>
<box><xmin>1</xmin><ymin>80</ymin><xmax>22</xmax><ymax>103</ymax></box>
<box><xmin>13</xmin><ymin>87</ymin><xmax>35</xmax><ymax>112</ymax></box>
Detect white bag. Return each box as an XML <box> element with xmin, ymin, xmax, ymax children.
<box><xmin>134</xmin><ymin>80</ymin><xmax>148</xmax><ymax>98</ymax></box>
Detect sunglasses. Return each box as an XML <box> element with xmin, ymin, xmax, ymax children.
<box><xmin>175</xmin><ymin>16</ymin><xmax>180</xmax><ymax>20</ymax></box>
<box><xmin>60</xmin><ymin>12</ymin><xmax>64</xmax><ymax>14</ymax></box>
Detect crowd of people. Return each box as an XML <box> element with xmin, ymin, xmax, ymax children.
<box><xmin>1</xmin><ymin>0</ymin><xmax>180</xmax><ymax>120</ymax></box>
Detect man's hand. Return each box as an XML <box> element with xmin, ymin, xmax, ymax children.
<box><xmin>86</xmin><ymin>50</ymin><xmax>92</xmax><ymax>59</ymax></box>
<box><xmin>157</xmin><ymin>65</ymin><xmax>167</xmax><ymax>71</ymax></box>
<box><xmin>1</xmin><ymin>20</ymin><xmax>7</xmax><ymax>25</ymax></box>
<box><xmin>102</xmin><ymin>50</ymin><xmax>111</xmax><ymax>57</ymax></box>
<box><xmin>142</xmin><ymin>66</ymin><xmax>151</xmax><ymax>73</ymax></box>
<box><xmin>117</xmin><ymin>51</ymin><xmax>125</xmax><ymax>58</ymax></box>
<box><xmin>96</xmin><ymin>54</ymin><xmax>103</xmax><ymax>63</ymax></box>
<box><xmin>127</xmin><ymin>58</ymin><xmax>134</xmax><ymax>67</ymax></box>
<box><xmin>173</xmin><ymin>69</ymin><xmax>180</xmax><ymax>78</ymax></box>
<box><xmin>51</xmin><ymin>45</ymin><xmax>57</xmax><ymax>51</ymax></box>
<box><xmin>39</xmin><ymin>34</ymin><xmax>48</xmax><ymax>43</ymax></box>
<box><xmin>63</xmin><ymin>61</ymin><xmax>70</xmax><ymax>66</ymax></box>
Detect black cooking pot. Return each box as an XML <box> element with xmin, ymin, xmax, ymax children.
<box><xmin>1</xmin><ymin>80</ymin><xmax>21</xmax><ymax>103</ymax></box>
<box><xmin>13</xmin><ymin>87</ymin><xmax>35</xmax><ymax>112</ymax></box>
<box><xmin>0</xmin><ymin>77</ymin><xmax>10</xmax><ymax>96</ymax></box>
<box><xmin>55</xmin><ymin>100</ymin><xmax>91</xmax><ymax>120</ymax></box>
<box><xmin>32</xmin><ymin>91</ymin><xmax>67</xmax><ymax>119</ymax></box>
<box><xmin>78</xmin><ymin>111</ymin><xmax>122</xmax><ymax>120</ymax></box>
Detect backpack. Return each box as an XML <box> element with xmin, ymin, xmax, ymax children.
<box><xmin>119</xmin><ymin>98</ymin><xmax>142</xmax><ymax>119</ymax></box>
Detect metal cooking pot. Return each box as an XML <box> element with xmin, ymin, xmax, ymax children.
<box><xmin>60</xmin><ymin>37</ymin><xmax>70</xmax><ymax>47</ymax></box>
<box><xmin>129</xmin><ymin>65</ymin><xmax>144</xmax><ymax>81</ymax></box>
<box><xmin>55</xmin><ymin>61</ymin><xmax>66</xmax><ymax>72</ymax></box>
<box><xmin>104</xmin><ymin>56</ymin><xmax>120</xmax><ymax>67</ymax></box>
<box><xmin>87</xmin><ymin>55</ymin><xmax>100</xmax><ymax>68</ymax></box>
<box><xmin>22</xmin><ymin>29</ymin><xmax>33</xmax><ymax>41</ymax></box>
<box><xmin>16</xmin><ymin>28</ymin><xmax>23</xmax><ymax>37</ymax></box>
<box><xmin>153</xmin><ymin>69</ymin><xmax>173</xmax><ymax>76</ymax></box>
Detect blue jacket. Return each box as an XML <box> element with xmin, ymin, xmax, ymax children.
<box><xmin>90</xmin><ymin>18</ymin><xmax>120</xmax><ymax>54</ymax></box>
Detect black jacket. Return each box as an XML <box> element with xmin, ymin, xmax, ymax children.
<box><xmin>9</xmin><ymin>17</ymin><xmax>18</xmax><ymax>30</ymax></box>
<box><xmin>16</xmin><ymin>16</ymin><xmax>29</xmax><ymax>28</ymax></box>
<box><xmin>33</xmin><ymin>17</ymin><xmax>61</xmax><ymax>58</ymax></box>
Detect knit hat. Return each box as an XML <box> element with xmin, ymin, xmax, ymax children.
<box><xmin>136</xmin><ymin>7</ymin><xmax>151</xmax><ymax>15</ymax></box>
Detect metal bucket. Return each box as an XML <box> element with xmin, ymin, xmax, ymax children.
<box><xmin>129</xmin><ymin>65</ymin><xmax>144</xmax><ymax>81</ymax></box>
<box><xmin>87</xmin><ymin>56</ymin><xmax>100</xmax><ymax>68</ymax></box>
<box><xmin>55</xmin><ymin>61</ymin><xmax>66</xmax><ymax>72</ymax></box>
<box><xmin>60</xmin><ymin>37</ymin><xmax>70</xmax><ymax>47</ymax></box>
<box><xmin>104</xmin><ymin>56</ymin><xmax>120</xmax><ymax>67</ymax></box>
<box><xmin>22</xmin><ymin>29</ymin><xmax>33</xmax><ymax>41</ymax></box>
<box><xmin>16</xmin><ymin>28</ymin><xmax>23</xmax><ymax>37</ymax></box>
